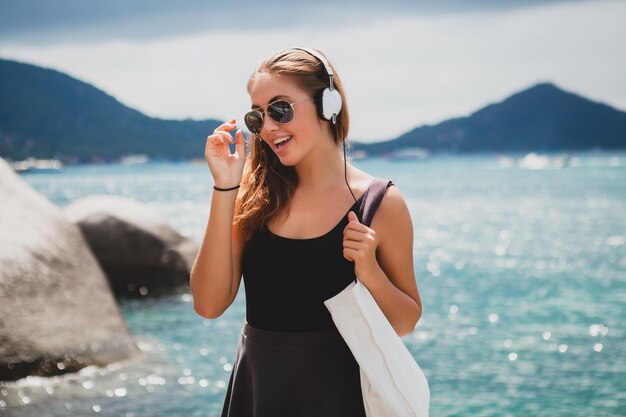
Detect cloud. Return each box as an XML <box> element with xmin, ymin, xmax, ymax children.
<box><xmin>0</xmin><ymin>0</ymin><xmax>588</xmax><ymax>43</ymax></box>
<box><xmin>0</xmin><ymin>0</ymin><xmax>624</xmax><ymax>141</ymax></box>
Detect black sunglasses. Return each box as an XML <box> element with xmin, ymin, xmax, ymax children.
<box><xmin>244</xmin><ymin>97</ymin><xmax>313</xmax><ymax>135</ymax></box>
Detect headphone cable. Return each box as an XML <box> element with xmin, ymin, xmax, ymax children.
<box><xmin>337</xmin><ymin>123</ymin><xmax>357</xmax><ymax>203</ymax></box>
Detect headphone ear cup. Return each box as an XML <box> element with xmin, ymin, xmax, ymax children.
<box><xmin>321</xmin><ymin>88</ymin><xmax>343</xmax><ymax>121</ymax></box>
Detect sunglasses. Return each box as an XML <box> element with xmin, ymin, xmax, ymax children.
<box><xmin>244</xmin><ymin>97</ymin><xmax>313</xmax><ymax>135</ymax></box>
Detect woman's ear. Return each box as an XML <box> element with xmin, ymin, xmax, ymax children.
<box><xmin>313</xmin><ymin>88</ymin><xmax>326</xmax><ymax>120</ymax></box>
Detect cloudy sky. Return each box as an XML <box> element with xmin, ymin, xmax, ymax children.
<box><xmin>1</xmin><ymin>0</ymin><xmax>625</xmax><ymax>142</ymax></box>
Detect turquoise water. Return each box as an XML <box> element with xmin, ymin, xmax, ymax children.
<box><xmin>2</xmin><ymin>152</ymin><xmax>625</xmax><ymax>417</ymax></box>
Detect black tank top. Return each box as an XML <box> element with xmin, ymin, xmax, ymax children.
<box><xmin>241</xmin><ymin>192</ymin><xmax>367</xmax><ymax>332</ymax></box>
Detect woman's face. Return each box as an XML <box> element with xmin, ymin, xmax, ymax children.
<box><xmin>248</xmin><ymin>73</ymin><xmax>323</xmax><ymax>167</ymax></box>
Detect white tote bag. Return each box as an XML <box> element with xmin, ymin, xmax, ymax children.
<box><xmin>324</xmin><ymin>178</ymin><xmax>430</xmax><ymax>417</ymax></box>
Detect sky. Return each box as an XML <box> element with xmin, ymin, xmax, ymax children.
<box><xmin>1</xmin><ymin>0</ymin><xmax>625</xmax><ymax>142</ymax></box>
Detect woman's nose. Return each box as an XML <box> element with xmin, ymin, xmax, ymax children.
<box><xmin>262</xmin><ymin>113</ymin><xmax>280</xmax><ymax>133</ymax></box>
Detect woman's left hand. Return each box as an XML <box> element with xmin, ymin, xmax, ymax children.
<box><xmin>343</xmin><ymin>211</ymin><xmax>380</xmax><ymax>280</ymax></box>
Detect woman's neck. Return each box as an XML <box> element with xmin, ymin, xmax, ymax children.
<box><xmin>293</xmin><ymin>141</ymin><xmax>350</xmax><ymax>195</ymax></box>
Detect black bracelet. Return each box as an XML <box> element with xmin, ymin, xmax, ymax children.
<box><xmin>213</xmin><ymin>184</ymin><xmax>240</xmax><ymax>192</ymax></box>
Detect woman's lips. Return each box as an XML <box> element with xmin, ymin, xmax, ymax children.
<box><xmin>274</xmin><ymin>136</ymin><xmax>292</xmax><ymax>154</ymax></box>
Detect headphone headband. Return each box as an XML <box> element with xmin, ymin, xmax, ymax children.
<box><xmin>292</xmin><ymin>47</ymin><xmax>334</xmax><ymax>80</ymax></box>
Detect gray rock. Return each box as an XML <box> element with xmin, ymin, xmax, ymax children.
<box><xmin>0</xmin><ymin>158</ymin><xmax>139</xmax><ymax>381</ymax></box>
<box><xmin>64</xmin><ymin>195</ymin><xmax>198</xmax><ymax>297</ymax></box>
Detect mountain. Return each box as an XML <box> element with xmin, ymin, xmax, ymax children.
<box><xmin>0</xmin><ymin>58</ymin><xmax>222</xmax><ymax>162</ymax></box>
<box><xmin>1</xmin><ymin>57</ymin><xmax>625</xmax><ymax>162</ymax></box>
<box><xmin>356</xmin><ymin>82</ymin><xmax>626</xmax><ymax>155</ymax></box>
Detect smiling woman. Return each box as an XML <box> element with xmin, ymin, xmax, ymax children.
<box><xmin>189</xmin><ymin>47</ymin><xmax>422</xmax><ymax>416</ymax></box>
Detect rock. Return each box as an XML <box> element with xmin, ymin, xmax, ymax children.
<box><xmin>64</xmin><ymin>195</ymin><xmax>198</xmax><ymax>297</ymax></box>
<box><xmin>0</xmin><ymin>158</ymin><xmax>139</xmax><ymax>381</ymax></box>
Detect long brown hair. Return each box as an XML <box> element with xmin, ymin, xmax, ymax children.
<box><xmin>234</xmin><ymin>47</ymin><xmax>351</xmax><ymax>241</ymax></box>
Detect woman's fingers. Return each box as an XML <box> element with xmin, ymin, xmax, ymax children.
<box><xmin>343</xmin><ymin>223</ymin><xmax>370</xmax><ymax>237</ymax></box>
<box><xmin>214</xmin><ymin>118</ymin><xmax>237</xmax><ymax>131</ymax></box>
<box><xmin>207</xmin><ymin>133</ymin><xmax>228</xmax><ymax>146</ymax></box>
<box><xmin>343</xmin><ymin>240</ymin><xmax>363</xmax><ymax>250</ymax></box>
<box><xmin>213</xmin><ymin>130</ymin><xmax>235</xmax><ymax>144</ymax></box>
<box><xmin>235</xmin><ymin>129</ymin><xmax>246</xmax><ymax>156</ymax></box>
<box><xmin>212</xmin><ymin>119</ymin><xmax>238</xmax><ymax>144</ymax></box>
<box><xmin>343</xmin><ymin>233</ymin><xmax>371</xmax><ymax>246</ymax></box>
<box><xmin>343</xmin><ymin>227</ymin><xmax>377</xmax><ymax>250</ymax></box>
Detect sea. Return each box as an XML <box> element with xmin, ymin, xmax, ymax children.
<box><xmin>1</xmin><ymin>151</ymin><xmax>625</xmax><ymax>417</ymax></box>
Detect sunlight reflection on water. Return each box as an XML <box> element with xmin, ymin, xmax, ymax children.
<box><xmin>3</xmin><ymin>152</ymin><xmax>625</xmax><ymax>416</ymax></box>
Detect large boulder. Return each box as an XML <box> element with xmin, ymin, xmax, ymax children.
<box><xmin>0</xmin><ymin>158</ymin><xmax>139</xmax><ymax>381</ymax></box>
<box><xmin>64</xmin><ymin>195</ymin><xmax>198</xmax><ymax>297</ymax></box>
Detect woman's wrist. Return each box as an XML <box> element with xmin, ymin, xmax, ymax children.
<box><xmin>213</xmin><ymin>183</ymin><xmax>240</xmax><ymax>192</ymax></box>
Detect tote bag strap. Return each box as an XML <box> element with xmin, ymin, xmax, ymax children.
<box><xmin>358</xmin><ymin>178</ymin><xmax>395</xmax><ymax>228</ymax></box>
<box><xmin>352</xmin><ymin>178</ymin><xmax>394</xmax><ymax>284</ymax></box>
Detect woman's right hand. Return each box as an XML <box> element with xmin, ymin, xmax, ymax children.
<box><xmin>205</xmin><ymin>118</ymin><xmax>247</xmax><ymax>188</ymax></box>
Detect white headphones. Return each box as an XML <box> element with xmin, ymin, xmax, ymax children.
<box><xmin>292</xmin><ymin>47</ymin><xmax>343</xmax><ymax>125</ymax></box>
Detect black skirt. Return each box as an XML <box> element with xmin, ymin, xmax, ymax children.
<box><xmin>220</xmin><ymin>321</ymin><xmax>367</xmax><ymax>417</ymax></box>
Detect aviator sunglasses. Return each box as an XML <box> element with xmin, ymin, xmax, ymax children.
<box><xmin>244</xmin><ymin>97</ymin><xmax>313</xmax><ymax>135</ymax></box>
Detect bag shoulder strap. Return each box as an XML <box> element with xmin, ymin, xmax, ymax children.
<box><xmin>357</xmin><ymin>178</ymin><xmax>394</xmax><ymax>227</ymax></box>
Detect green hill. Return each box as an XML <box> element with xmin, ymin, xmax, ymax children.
<box><xmin>1</xmin><ymin>57</ymin><xmax>625</xmax><ymax>162</ymax></box>
<box><xmin>356</xmin><ymin>82</ymin><xmax>626</xmax><ymax>155</ymax></box>
<box><xmin>0</xmin><ymin>58</ymin><xmax>221</xmax><ymax>162</ymax></box>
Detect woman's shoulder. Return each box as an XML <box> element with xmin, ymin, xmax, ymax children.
<box><xmin>354</xmin><ymin>171</ymin><xmax>411</xmax><ymax>236</ymax></box>
<box><xmin>348</xmin><ymin>166</ymin><xmax>376</xmax><ymax>196</ymax></box>
<box><xmin>348</xmin><ymin>165</ymin><xmax>409</xmax><ymax>227</ymax></box>
<box><xmin>349</xmin><ymin>165</ymin><xmax>399</xmax><ymax>198</ymax></box>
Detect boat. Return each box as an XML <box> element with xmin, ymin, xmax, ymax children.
<box><xmin>497</xmin><ymin>156</ymin><xmax>516</xmax><ymax>167</ymax></box>
<box><xmin>350</xmin><ymin>150</ymin><xmax>368</xmax><ymax>160</ymax></box>
<box><xmin>517</xmin><ymin>153</ymin><xmax>569</xmax><ymax>169</ymax></box>
<box><xmin>389</xmin><ymin>147</ymin><xmax>430</xmax><ymax>161</ymax></box>
<box><xmin>11</xmin><ymin>158</ymin><xmax>64</xmax><ymax>173</ymax></box>
<box><xmin>120</xmin><ymin>154</ymin><xmax>150</xmax><ymax>165</ymax></box>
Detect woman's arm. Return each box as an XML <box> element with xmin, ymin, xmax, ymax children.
<box><xmin>343</xmin><ymin>186</ymin><xmax>422</xmax><ymax>337</ymax></box>
<box><xmin>191</xmin><ymin>121</ymin><xmax>246</xmax><ymax>319</ymax></box>
<box><xmin>190</xmin><ymin>189</ymin><xmax>245</xmax><ymax>319</ymax></box>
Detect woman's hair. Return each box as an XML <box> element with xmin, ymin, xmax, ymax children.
<box><xmin>234</xmin><ymin>47</ymin><xmax>350</xmax><ymax>241</ymax></box>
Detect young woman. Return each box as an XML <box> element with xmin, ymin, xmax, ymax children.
<box><xmin>190</xmin><ymin>47</ymin><xmax>423</xmax><ymax>417</ymax></box>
